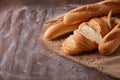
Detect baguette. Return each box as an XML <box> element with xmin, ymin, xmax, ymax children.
<box><xmin>64</xmin><ymin>0</ymin><xmax>120</xmax><ymax>25</ymax></box>
<box><xmin>98</xmin><ymin>24</ymin><xmax>120</xmax><ymax>56</ymax></box>
<box><xmin>44</xmin><ymin>21</ymin><xmax>79</xmax><ymax>40</ymax></box>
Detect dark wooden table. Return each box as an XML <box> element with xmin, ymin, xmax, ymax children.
<box><xmin>0</xmin><ymin>0</ymin><xmax>117</xmax><ymax>80</ymax></box>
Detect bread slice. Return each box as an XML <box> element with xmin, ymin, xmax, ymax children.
<box><xmin>62</xmin><ymin>18</ymin><xmax>110</xmax><ymax>55</ymax></box>
<box><xmin>78</xmin><ymin>22</ymin><xmax>101</xmax><ymax>44</ymax></box>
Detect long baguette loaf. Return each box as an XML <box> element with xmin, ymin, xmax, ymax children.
<box><xmin>44</xmin><ymin>21</ymin><xmax>79</xmax><ymax>40</ymax></box>
<box><xmin>98</xmin><ymin>24</ymin><xmax>120</xmax><ymax>56</ymax></box>
<box><xmin>64</xmin><ymin>0</ymin><xmax>120</xmax><ymax>25</ymax></box>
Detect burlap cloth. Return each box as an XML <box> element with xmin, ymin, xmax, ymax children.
<box><xmin>40</xmin><ymin>5</ymin><xmax>120</xmax><ymax>80</ymax></box>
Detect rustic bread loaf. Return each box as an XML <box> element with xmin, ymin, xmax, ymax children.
<box><xmin>99</xmin><ymin>24</ymin><xmax>120</xmax><ymax>56</ymax></box>
<box><xmin>44</xmin><ymin>21</ymin><xmax>79</xmax><ymax>40</ymax></box>
<box><xmin>64</xmin><ymin>0</ymin><xmax>120</xmax><ymax>25</ymax></box>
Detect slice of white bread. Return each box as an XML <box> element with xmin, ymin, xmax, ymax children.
<box><xmin>62</xmin><ymin>18</ymin><xmax>110</xmax><ymax>55</ymax></box>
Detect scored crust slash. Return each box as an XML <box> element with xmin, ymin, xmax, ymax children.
<box><xmin>42</xmin><ymin>0</ymin><xmax>120</xmax><ymax>56</ymax></box>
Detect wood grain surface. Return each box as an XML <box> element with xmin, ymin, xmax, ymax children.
<box><xmin>0</xmin><ymin>0</ymin><xmax>117</xmax><ymax>80</ymax></box>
